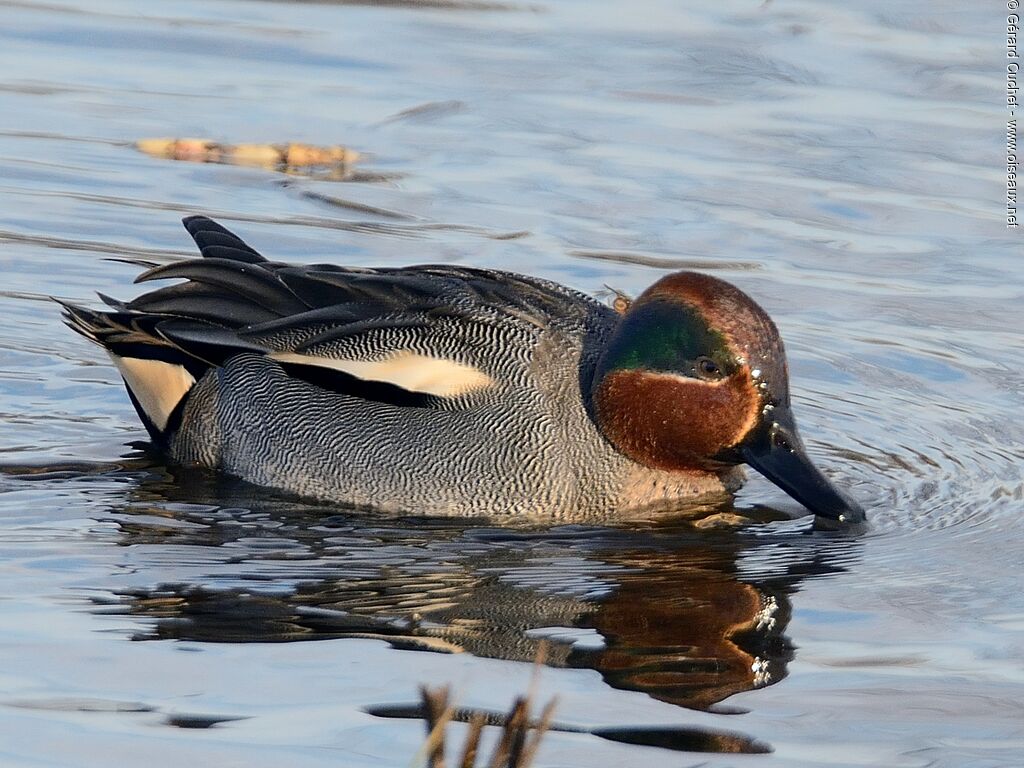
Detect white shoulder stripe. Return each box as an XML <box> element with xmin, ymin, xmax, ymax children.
<box><xmin>271</xmin><ymin>350</ymin><xmax>494</xmax><ymax>398</ymax></box>
<box><xmin>109</xmin><ymin>354</ymin><xmax>196</xmax><ymax>431</ymax></box>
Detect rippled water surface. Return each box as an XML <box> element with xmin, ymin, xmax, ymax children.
<box><xmin>1</xmin><ymin>1</ymin><xmax>1022</xmax><ymax>766</ymax></box>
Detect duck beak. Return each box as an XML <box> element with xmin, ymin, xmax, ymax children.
<box><xmin>736</xmin><ymin>408</ymin><xmax>866</xmax><ymax>525</ymax></box>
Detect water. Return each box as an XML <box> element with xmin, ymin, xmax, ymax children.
<box><xmin>1</xmin><ymin>0</ymin><xmax>1022</xmax><ymax>765</ymax></box>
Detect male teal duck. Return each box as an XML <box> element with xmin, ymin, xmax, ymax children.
<box><xmin>62</xmin><ymin>216</ymin><xmax>865</xmax><ymax>524</ymax></box>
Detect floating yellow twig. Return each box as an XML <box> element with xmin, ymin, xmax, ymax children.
<box><xmin>135</xmin><ymin>138</ymin><xmax>361</xmax><ymax>170</ymax></box>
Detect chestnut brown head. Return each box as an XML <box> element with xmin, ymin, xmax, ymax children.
<box><xmin>592</xmin><ymin>272</ymin><xmax>865</xmax><ymax>524</ymax></box>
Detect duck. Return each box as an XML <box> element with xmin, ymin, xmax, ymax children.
<box><xmin>61</xmin><ymin>216</ymin><xmax>865</xmax><ymax>524</ymax></box>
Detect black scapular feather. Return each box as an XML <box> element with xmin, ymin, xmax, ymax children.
<box><xmin>182</xmin><ymin>215</ymin><xmax>266</xmax><ymax>262</ymax></box>
<box><xmin>135</xmin><ymin>258</ymin><xmax>308</xmax><ymax>315</ymax></box>
<box><xmin>278</xmin><ymin>361</ymin><xmax>443</xmax><ymax>409</ymax></box>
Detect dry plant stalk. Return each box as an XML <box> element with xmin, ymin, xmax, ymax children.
<box><xmin>415</xmin><ymin>685</ymin><xmax>557</xmax><ymax>768</ymax></box>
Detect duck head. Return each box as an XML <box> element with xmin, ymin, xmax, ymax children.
<box><xmin>592</xmin><ymin>272</ymin><xmax>865</xmax><ymax>525</ymax></box>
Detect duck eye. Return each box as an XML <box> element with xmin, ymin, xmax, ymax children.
<box><xmin>695</xmin><ymin>356</ymin><xmax>721</xmax><ymax>380</ymax></box>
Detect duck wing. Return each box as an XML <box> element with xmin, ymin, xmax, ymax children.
<box><xmin>62</xmin><ymin>216</ymin><xmax>604</xmax><ymax>440</ymax></box>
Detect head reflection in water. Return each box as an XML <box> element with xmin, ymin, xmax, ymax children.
<box><xmin>102</xmin><ymin>472</ymin><xmax>851</xmax><ymax>713</ymax></box>
<box><xmin>571</xmin><ymin>547</ymin><xmax>793</xmax><ymax>711</ymax></box>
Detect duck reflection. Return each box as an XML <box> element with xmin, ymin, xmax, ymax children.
<box><xmin>104</xmin><ymin>467</ymin><xmax>846</xmax><ymax>712</ymax></box>
<box><xmin>571</xmin><ymin>548</ymin><xmax>792</xmax><ymax>711</ymax></box>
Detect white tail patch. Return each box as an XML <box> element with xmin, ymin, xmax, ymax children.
<box><xmin>271</xmin><ymin>350</ymin><xmax>494</xmax><ymax>398</ymax></box>
<box><xmin>110</xmin><ymin>354</ymin><xmax>196</xmax><ymax>431</ymax></box>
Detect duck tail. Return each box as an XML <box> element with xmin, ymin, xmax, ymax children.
<box><xmin>57</xmin><ymin>298</ymin><xmax>200</xmax><ymax>444</ymax></box>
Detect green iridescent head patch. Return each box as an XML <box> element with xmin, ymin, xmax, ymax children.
<box><xmin>596</xmin><ymin>299</ymin><xmax>737</xmax><ymax>381</ymax></box>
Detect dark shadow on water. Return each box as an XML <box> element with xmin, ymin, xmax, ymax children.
<box><xmin>165</xmin><ymin>713</ymin><xmax>250</xmax><ymax>729</ymax></box>
<box><xmin>366</xmin><ymin>702</ymin><xmax>772</xmax><ymax>754</ymax></box>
